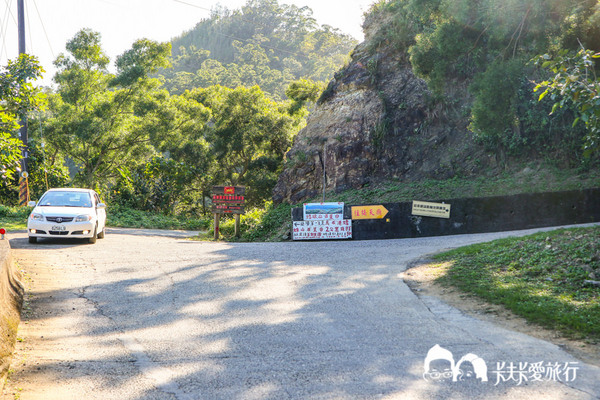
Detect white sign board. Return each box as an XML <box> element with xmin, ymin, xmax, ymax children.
<box><xmin>303</xmin><ymin>202</ymin><xmax>344</xmax><ymax>221</ymax></box>
<box><xmin>293</xmin><ymin>219</ymin><xmax>352</xmax><ymax>240</ymax></box>
<box><xmin>412</xmin><ymin>200</ymin><xmax>451</xmax><ymax>219</ymax></box>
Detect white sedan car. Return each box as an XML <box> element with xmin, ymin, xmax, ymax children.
<box><xmin>28</xmin><ymin>188</ymin><xmax>107</xmax><ymax>244</ymax></box>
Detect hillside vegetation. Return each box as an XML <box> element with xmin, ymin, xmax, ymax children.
<box><xmin>432</xmin><ymin>225</ymin><xmax>600</xmax><ymax>343</ymax></box>
<box><xmin>1</xmin><ymin>0</ymin><xmax>356</xmax><ymax>216</ymax></box>
<box><xmin>273</xmin><ymin>0</ymin><xmax>600</xmax><ymax>204</ymax></box>
<box><xmin>161</xmin><ymin>0</ymin><xmax>357</xmax><ymax>100</ymax></box>
<box><xmin>2</xmin><ymin>0</ymin><xmax>600</xmax><ymax>234</ymax></box>
<box><xmin>365</xmin><ymin>0</ymin><xmax>600</xmax><ymax>165</ymax></box>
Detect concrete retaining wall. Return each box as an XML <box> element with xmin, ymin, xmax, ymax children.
<box><xmin>0</xmin><ymin>237</ymin><xmax>24</xmax><ymax>391</ymax></box>
<box><xmin>292</xmin><ymin>188</ymin><xmax>600</xmax><ymax>240</ymax></box>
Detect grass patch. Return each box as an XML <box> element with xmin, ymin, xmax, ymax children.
<box><xmin>316</xmin><ymin>167</ymin><xmax>600</xmax><ymax>204</ymax></box>
<box><xmin>433</xmin><ymin>226</ymin><xmax>600</xmax><ymax>341</ymax></box>
<box><xmin>0</xmin><ymin>205</ymin><xmax>31</xmax><ymax>231</ymax></box>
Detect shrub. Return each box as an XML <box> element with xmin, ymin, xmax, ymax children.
<box><xmin>469</xmin><ymin>58</ymin><xmax>527</xmax><ymax>161</ymax></box>
<box><xmin>206</xmin><ymin>201</ymin><xmax>294</xmax><ymax>241</ymax></box>
<box><xmin>107</xmin><ymin>204</ymin><xmax>210</xmax><ymax>230</ymax></box>
<box><xmin>0</xmin><ymin>205</ymin><xmax>31</xmax><ymax>219</ymax></box>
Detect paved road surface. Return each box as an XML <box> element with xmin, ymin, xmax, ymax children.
<box><xmin>2</xmin><ymin>227</ymin><xmax>599</xmax><ymax>400</ymax></box>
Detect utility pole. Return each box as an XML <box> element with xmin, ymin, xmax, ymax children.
<box><xmin>17</xmin><ymin>0</ymin><xmax>30</xmax><ymax>206</ymax></box>
<box><xmin>17</xmin><ymin>0</ymin><xmax>25</xmax><ymax>55</ymax></box>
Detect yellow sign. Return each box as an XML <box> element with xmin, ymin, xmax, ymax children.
<box><xmin>412</xmin><ymin>201</ymin><xmax>451</xmax><ymax>219</ymax></box>
<box><xmin>351</xmin><ymin>205</ymin><xmax>389</xmax><ymax>220</ymax></box>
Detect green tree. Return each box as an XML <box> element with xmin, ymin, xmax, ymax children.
<box><xmin>163</xmin><ymin>0</ymin><xmax>356</xmax><ymax>100</ymax></box>
<box><xmin>469</xmin><ymin>58</ymin><xmax>526</xmax><ymax>165</ymax></box>
<box><xmin>0</xmin><ymin>54</ymin><xmax>46</xmax><ymax>184</ymax></box>
<box><xmin>110</xmin><ymin>155</ymin><xmax>204</xmax><ymax>214</ymax></box>
<box><xmin>135</xmin><ymin>90</ymin><xmax>213</xmax><ymax>214</ymax></box>
<box><xmin>286</xmin><ymin>78</ymin><xmax>324</xmax><ymax>115</ymax></box>
<box><xmin>46</xmin><ymin>29</ymin><xmax>179</xmax><ymax>189</ymax></box>
<box><xmin>192</xmin><ymin>85</ymin><xmax>303</xmax><ymax>206</ymax></box>
<box><xmin>21</xmin><ymin>138</ymin><xmax>70</xmax><ymax>199</ymax></box>
<box><xmin>534</xmin><ymin>48</ymin><xmax>600</xmax><ymax>157</ymax></box>
<box><xmin>0</xmin><ymin>133</ymin><xmax>21</xmax><ymax>183</ymax></box>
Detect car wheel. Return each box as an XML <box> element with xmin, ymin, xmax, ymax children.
<box><xmin>97</xmin><ymin>226</ymin><xmax>105</xmax><ymax>239</ymax></box>
<box><xmin>28</xmin><ymin>236</ymin><xmax>37</xmax><ymax>244</ymax></box>
<box><xmin>88</xmin><ymin>226</ymin><xmax>97</xmax><ymax>244</ymax></box>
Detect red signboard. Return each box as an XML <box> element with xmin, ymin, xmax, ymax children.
<box><xmin>213</xmin><ymin>204</ymin><xmax>245</xmax><ymax>214</ymax></box>
<box><xmin>212</xmin><ymin>186</ymin><xmax>246</xmax><ymax>214</ymax></box>
<box><xmin>213</xmin><ymin>186</ymin><xmax>245</xmax><ymax>196</ymax></box>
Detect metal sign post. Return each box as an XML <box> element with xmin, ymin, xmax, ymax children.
<box><xmin>213</xmin><ymin>213</ymin><xmax>220</xmax><ymax>240</ymax></box>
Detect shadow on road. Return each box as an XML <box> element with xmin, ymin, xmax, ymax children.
<box><xmin>9</xmin><ymin>231</ymin><xmax>599</xmax><ymax>400</ymax></box>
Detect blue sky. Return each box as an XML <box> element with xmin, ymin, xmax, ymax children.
<box><xmin>1</xmin><ymin>0</ymin><xmax>375</xmax><ymax>86</ymax></box>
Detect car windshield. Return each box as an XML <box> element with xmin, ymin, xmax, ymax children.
<box><xmin>38</xmin><ymin>191</ymin><xmax>92</xmax><ymax>208</ymax></box>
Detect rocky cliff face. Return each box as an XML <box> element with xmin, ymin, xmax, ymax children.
<box><xmin>273</xmin><ymin>17</ymin><xmax>493</xmax><ymax>204</ymax></box>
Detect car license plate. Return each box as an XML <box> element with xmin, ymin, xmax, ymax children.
<box><xmin>51</xmin><ymin>225</ymin><xmax>66</xmax><ymax>231</ymax></box>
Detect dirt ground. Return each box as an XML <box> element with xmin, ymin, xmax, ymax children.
<box><xmin>403</xmin><ymin>259</ymin><xmax>600</xmax><ymax>368</ymax></box>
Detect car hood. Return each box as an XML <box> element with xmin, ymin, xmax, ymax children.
<box><xmin>33</xmin><ymin>206</ymin><xmax>95</xmax><ymax>217</ymax></box>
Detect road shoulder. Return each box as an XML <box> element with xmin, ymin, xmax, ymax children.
<box><xmin>403</xmin><ymin>258</ymin><xmax>600</xmax><ymax>368</ymax></box>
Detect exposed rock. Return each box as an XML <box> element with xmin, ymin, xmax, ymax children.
<box><xmin>273</xmin><ymin>22</ymin><xmax>490</xmax><ymax>204</ymax></box>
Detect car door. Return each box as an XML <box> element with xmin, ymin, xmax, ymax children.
<box><xmin>94</xmin><ymin>192</ymin><xmax>107</xmax><ymax>231</ymax></box>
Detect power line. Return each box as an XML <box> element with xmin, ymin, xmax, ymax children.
<box><xmin>172</xmin><ymin>0</ymin><xmax>211</xmax><ymax>13</ymax></box>
<box><xmin>1</xmin><ymin>0</ymin><xmax>17</xmax><ymax>62</ymax></box>
<box><xmin>31</xmin><ymin>0</ymin><xmax>54</xmax><ymax>60</ymax></box>
<box><xmin>1</xmin><ymin>0</ymin><xmax>55</xmax><ymax>72</ymax></box>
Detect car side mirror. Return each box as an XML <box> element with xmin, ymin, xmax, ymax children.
<box><xmin>27</xmin><ymin>201</ymin><xmax>37</xmax><ymax>207</ymax></box>
<box><xmin>97</xmin><ymin>203</ymin><xmax>106</xmax><ymax>209</ymax></box>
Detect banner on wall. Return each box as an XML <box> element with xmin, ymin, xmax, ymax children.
<box><xmin>292</xmin><ymin>219</ymin><xmax>352</xmax><ymax>240</ymax></box>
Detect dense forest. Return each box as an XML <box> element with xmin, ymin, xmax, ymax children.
<box><xmin>160</xmin><ymin>0</ymin><xmax>357</xmax><ymax>100</ymax></box>
<box><xmin>0</xmin><ymin>0</ymin><xmax>355</xmax><ymax>214</ymax></box>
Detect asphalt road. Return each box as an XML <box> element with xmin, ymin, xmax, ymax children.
<box><xmin>3</xmin><ymin>227</ymin><xmax>600</xmax><ymax>400</ymax></box>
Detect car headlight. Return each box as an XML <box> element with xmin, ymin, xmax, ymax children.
<box><xmin>74</xmin><ymin>214</ymin><xmax>93</xmax><ymax>222</ymax></box>
<box><xmin>30</xmin><ymin>213</ymin><xmax>44</xmax><ymax>221</ymax></box>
